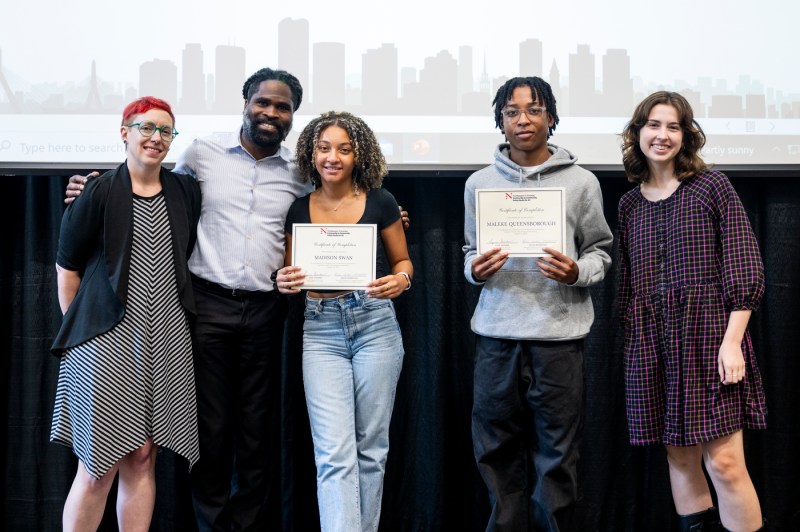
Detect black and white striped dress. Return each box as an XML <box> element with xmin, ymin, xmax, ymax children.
<box><xmin>51</xmin><ymin>193</ymin><xmax>199</xmax><ymax>478</ymax></box>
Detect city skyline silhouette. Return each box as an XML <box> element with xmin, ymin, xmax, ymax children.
<box><xmin>1</xmin><ymin>12</ymin><xmax>798</xmax><ymax>167</ymax></box>
<box><xmin>1</xmin><ymin>17</ymin><xmax>798</xmax><ymax>120</ymax></box>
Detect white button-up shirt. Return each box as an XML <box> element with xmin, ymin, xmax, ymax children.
<box><xmin>175</xmin><ymin>130</ymin><xmax>313</xmax><ymax>292</ymax></box>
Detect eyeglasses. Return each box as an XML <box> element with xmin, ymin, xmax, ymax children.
<box><xmin>502</xmin><ymin>106</ymin><xmax>546</xmax><ymax>121</ymax></box>
<box><xmin>125</xmin><ymin>121</ymin><xmax>179</xmax><ymax>142</ymax></box>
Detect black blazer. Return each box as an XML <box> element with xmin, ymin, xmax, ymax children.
<box><xmin>51</xmin><ymin>162</ymin><xmax>201</xmax><ymax>355</ymax></box>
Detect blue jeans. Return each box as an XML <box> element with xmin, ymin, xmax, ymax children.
<box><xmin>302</xmin><ymin>291</ymin><xmax>405</xmax><ymax>532</ymax></box>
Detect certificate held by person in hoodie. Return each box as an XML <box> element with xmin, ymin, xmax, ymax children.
<box><xmin>476</xmin><ymin>187</ymin><xmax>566</xmax><ymax>257</ymax></box>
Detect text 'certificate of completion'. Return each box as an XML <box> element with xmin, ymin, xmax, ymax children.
<box><xmin>476</xmin><ymin>188</ymin><xmax>566</xmax><ymax>257</ymax></box>
<box><xmin>291</xmin><ymin>224</ymin><xmax>377</xmax><ymax>290</ymax></box>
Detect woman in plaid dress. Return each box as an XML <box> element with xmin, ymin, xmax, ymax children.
<box><xmin>618</xmin><ymin>92</ymin><xmax>766</xmax><ymax>531</ymax></box>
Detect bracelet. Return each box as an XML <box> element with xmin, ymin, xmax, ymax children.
<box><xmin>396</xmin><ymin>271</ymin><xmax>411</xmax><ymax>291</ymax></box>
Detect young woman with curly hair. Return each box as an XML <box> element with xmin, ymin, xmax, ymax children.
<box><xmin>276</xmin><ymin>111</ymin><xmax>412</xmax><ymax>532</ymax></box>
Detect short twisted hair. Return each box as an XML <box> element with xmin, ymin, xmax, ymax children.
<box><xmin>493</xmin><ymin>77</ymin><xmax>559</xmax><ymax>137</ymax></box>
<box><xmin>242</xmin><ymin>67</ymin><xmax>303</xmax><ymax>111</ymax></box>
<box><xmin>621</xmin><ymin>91</ymin><xmax>708</xmax><ymax>184</ymax></box>
<box><xmin>295</xmin><ymin>111</ymin><xmax>388</xmax><ymax>190</ymax></box>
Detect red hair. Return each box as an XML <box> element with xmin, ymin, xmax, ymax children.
<box><xmin>121</xmin><ymin>96</ymin><xmax>175</xmax><ymax>125</ymax></box>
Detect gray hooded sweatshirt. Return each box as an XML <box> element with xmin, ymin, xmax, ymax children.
<box><xmin>463</xmin><ymin>143</ymin><xmax>613</xmax><ymax>340</ymax></box>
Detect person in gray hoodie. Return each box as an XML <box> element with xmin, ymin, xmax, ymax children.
<box><xmin>463</xmin><ymin>76</ymin><xmax>613</xmax><ymax>532</ymax></box>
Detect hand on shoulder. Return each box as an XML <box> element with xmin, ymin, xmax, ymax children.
<box><xmin>64</xmin><ymin>171</ymin><xmax>99</xmax><ymax>204</ymax></box>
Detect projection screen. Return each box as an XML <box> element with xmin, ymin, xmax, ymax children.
<box><xmin>1</xmin><ymin>0</ymin><xmax>798</xmax><ymax>170</ymax></box>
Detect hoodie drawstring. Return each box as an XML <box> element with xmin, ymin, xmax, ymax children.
<box><xmin>518</xmin><ymin>168</ymin><xmax>543</xmax><ymax>186</ymax></box>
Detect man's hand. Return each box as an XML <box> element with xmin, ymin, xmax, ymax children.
<box><xmin>275</xmin><ymin>265</ymin><xmax>305</xmax><ymax>295</ymax></box>
<box><xmin>398</xmin><ymin>205</ymin><xmax>410</xmax><ymax>231</ymax></box>
<box><xmin>536</xmin><ymin>247</ymin><xmax>579</xmax><ymax>285</ymax></box>
<box><xmin>471</xmin><ymin>247</ymin><xmax>509</xmax><ymax>282</ymax></box>
<box><xmin>64</xmin><ymin>171</ymin><xmax>99</xmax><ymax>205</ymax></box>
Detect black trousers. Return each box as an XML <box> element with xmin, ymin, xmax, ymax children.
<box><xmin>472</xmin><ymin>336</ymin><xmax>585</xmax><ymax>532</ymax></box>
<box><xmin>190</xmin><ymin>279</ymin><xmax>287</xmax><ymax>532</ymax></box>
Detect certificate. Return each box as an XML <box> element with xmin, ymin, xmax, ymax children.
<box><xmin>291</xmin><ymin>224</ymin><xmax>377</xmax><ymax>290</ymax></box>
<box><xmin>476</xmin><ymin>187</ymin><xmax>566</xmax><ymax>257</ymax></box>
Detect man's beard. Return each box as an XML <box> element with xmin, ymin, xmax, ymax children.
<box><xmin>243</xmin><ymin>114</ymin><xmax>288</xmax><ymax>149</ymax></box>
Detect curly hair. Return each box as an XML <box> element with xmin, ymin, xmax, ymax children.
<box><xmin>295</xmin><ymin>111</ymin><xmax>388</xmax><ymax>190</ymax></box>
<box><xmin>493</xmin><ymin>76</ymin><xmax>559</xmax><ymax>137</ymax></box>
<box><xmin>621</xmin><ymin>91</ymin><xmax>708</xmax><ymax>184</ymax></box>
<box><xmin>242</xmin><ymin>67</ymin><xmax>303</xmax><ymax>111</ymax></box>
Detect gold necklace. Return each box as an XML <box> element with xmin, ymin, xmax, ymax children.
<box><xmin>322</xmin><ymin>190</ymin><xmax>359</xmax><ymax>211</ymax></box>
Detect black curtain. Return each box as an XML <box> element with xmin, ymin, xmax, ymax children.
<box><xmin>2</xmin><ymin>171</ymin><xmax>798</xmax><ymax>531</ymax></box>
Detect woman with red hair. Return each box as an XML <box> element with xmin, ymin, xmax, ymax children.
<box><xmin>50</xmin><ymin>96</ymin><xmax>202</xmax><ymax>530</ymax></box>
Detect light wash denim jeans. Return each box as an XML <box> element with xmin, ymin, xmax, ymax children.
<box><xmin>302</xmin><ymin>290</ymin><xmax>405</xmax><ymax>532</ymax></box>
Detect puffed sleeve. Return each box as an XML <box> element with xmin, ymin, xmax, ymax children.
<box><xmin>713</xmin><ymin>171</ymin><xmax>765</xmax><ymax>311</ymax></box>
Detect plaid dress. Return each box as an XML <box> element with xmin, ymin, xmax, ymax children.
<box><xmin>617</xmin><ymin>169</ymin><xmax>767</xmax><ymax>446</ymax></box>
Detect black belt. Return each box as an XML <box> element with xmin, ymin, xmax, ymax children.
<box><xmin>191</xmin><ymin>274</ymin><xmax>274</xmax><ymax>300</ymax></box>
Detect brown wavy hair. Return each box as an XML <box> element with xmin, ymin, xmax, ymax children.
<box><xmin>295</xmin><ymin>111</ymin><xmax>388</xmax><ymax>190</ymax></box>
<box><xmin>621</xmin><ymin>91</ymin><xmax>708</xmax><ymax>184</ymax></box>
